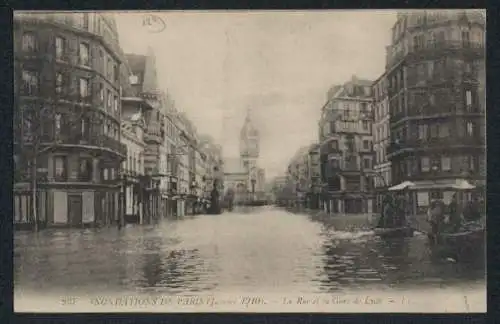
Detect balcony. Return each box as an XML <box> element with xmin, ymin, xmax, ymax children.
<box><xmin>144</xmin><ymin>122</ymin><xmax>162</xmax><ymax>143</ymax></box>
<box><xmin>37</xmin><ymin>132</ymin><xmax>126</xmax><ymax>157</ymax></box>
<box><xmin>386</xmin><ymin>40</ymin><xmax>484</xmax><ymax>69</ymax></box>
<box><xmin>388</xmin><ymin>136</ymin><xmax>485</xmax><ymax>156</ymax></box>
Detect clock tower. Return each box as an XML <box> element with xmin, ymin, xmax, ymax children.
<box><xmin>239</xmin><ymin>108</ymin><xmax>260</xmax><ymax>194</ymax></box>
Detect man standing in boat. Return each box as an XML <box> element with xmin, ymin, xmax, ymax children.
<box><xmin>448</xmin><ymin>194</ymin><xmax>461</xmax><ymax>231</ymax></box>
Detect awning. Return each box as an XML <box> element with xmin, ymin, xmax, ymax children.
<box><xmin>388</xmin><ymin>181</ymin><xmax>415</xmax><ymax>191</ymax></box>
<box><xmin>451</xmin><ymin>179</ymin><xmax>476</xmax><ymax>190</ymax></box>
<box><xmin>400</xmin><ymin>179</ymin><xmax>478</xmax><ymax>191</ymax></box>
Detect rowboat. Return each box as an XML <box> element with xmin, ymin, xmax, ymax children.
<box><xmin>374</xmin><ymin>226</ymin><xmax>415</xmax><ymax>239</ymax></box>
<box><xmin>429</xmin><ymin>222</ymin><xmax>485</xmax><ymax>259</ymax></box>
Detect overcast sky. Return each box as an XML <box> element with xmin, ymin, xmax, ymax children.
<box><xmin>115</xmin><ymin>10</ymin><xmax>397</xmax><ymax>179</ymax></box>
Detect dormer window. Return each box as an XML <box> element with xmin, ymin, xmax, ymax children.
<box><xmin>129</xmin><ymin>74</ymin><xmax>139</xmax><ymax>85</ymax></box>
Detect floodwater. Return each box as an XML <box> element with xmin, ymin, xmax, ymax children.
<box><xmin>14</xmin><ymin>206</ymin><xmax>485</xmax><ymax>295</ymax></box>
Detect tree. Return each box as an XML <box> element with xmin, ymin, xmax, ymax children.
<box><xmin>14</xmin><ymin>61</ymin><xmax>93</xmax><ymax>231</ymax></box>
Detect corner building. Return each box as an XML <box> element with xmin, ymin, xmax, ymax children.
<box><xmin>318</xmin><ymin>76</ymin><xmax>375</xmax><ymax>215</ymax></box>
<box><xmin>13</xmin><ymin>13</ymin><xmax>126</xmax><ymax>227</ymax></box>
<box><xmin>385</xmin><ymin>10</ymin><xmax>485</xmax><ymax>213</ymax></box>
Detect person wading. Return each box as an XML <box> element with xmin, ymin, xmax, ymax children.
<box><xmin>427</xmin><ymin>199</ymin><xmax>445</xmax><ymax>244</ymax></box>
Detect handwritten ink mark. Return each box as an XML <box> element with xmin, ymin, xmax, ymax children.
<box><xmin>142</xmin><ymin>14</ymin><xmax>166</xmax><ymax>33</ymax></box>
<box><xmin>463</xmin><ymin>295</ymin><xmax>470</xmax><ymax>312</ymax></box>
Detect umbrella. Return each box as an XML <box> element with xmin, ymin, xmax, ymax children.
<box><xmin>388</xmin><ymin>181</ymin><xmax>415</xmax><ymax>191</ymax></box>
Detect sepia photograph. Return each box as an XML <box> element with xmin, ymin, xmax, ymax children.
<box><xmin>13</xmin><ymin>9</ymin><xmax>486</xmax><ymax>313</ymax></box>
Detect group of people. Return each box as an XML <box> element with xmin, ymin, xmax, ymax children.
<box><xmin>427</xmin><ymin>193</ymin><xmax>483</xmax><ymax>241</ymax></box>
<box><xmin>377</xmin><ymin>191</ymin><xmax>484</xmax><ymax>238</ymax></box>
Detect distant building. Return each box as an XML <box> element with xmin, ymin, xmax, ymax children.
<box><xmin>124</xmin><ymin>49</ymin><xmax>167</xmax><ymax>221</ymax></box>
<box><xmin>286</xmin><ymin>145</ymin><xmax>311</xmax><ymax>207</ymax></box>
<box><xmin>318</xmin><ymin>75</ymin><xmax>375</xmax><ymax>215</ymax></box>
<box><xmin>224</xmin><ymin>108</ymin><xmax>266</xmax><ymax>202</ymax></box>
<box><xmin>306</xmin><ymin>144</ymin><xmax>321</xmax><ymax>209</ymax></box>
<box><xmin>240</xmin><ymin>108</ymin><xmax>263</xmax><ymax>198</ymax></box>
<box><xmin>120</xmin><ymin>112</ymin><xmax>146</xmax><ymax>224</ymax></box>
<box><xmin>223</xmin><ymin>157</ymin><xmax>248</xmax><ymax>204</ymax></box>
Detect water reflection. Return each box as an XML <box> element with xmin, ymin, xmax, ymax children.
<box><xmin>14</xmin><ymin>207</ymin><xmax>485</xmax><ymax>294</ymax></box>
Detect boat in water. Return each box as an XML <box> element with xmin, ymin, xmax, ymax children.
<box><xmin>428</xmin><ymin>221</ymin><xmax>485</xmax><ymax>258</ymax></box>
<box><xmin>374</xmin><ymin>226</ymin><xmax>414</xmax><ymax>239</ymax></box>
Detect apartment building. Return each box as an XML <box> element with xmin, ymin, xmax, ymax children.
<box><xmin>318</xmin><ymin>76</ymin><xmax>375</xmax><ymax>215</ymax></box>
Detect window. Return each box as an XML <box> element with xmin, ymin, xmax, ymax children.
<box><xmin>438</xmin><ymin>123</ymin><xmax>450</xmax><ymax>138</ymax></box>
<box><xmin>23</xmin><ymin>118</ymin><xmax>32</xmax><ymax>141</ymax></box>
<box><xmin>468</xmin><ymin>156</ymin><xmax>476</xmax><ymax>171</ymax></box>
<box><xmin>462</xmin><ymin>30</ymin><xmax>470</xmax><ymax>45</ymax></box>
<box><xmin>406</xmin><ymin>159</ymin><xmax>413</xmax><ymax>176</ymax></box>
<box><xmin>79</xmin><ymin>43</ymin><xmax>90</xmax><ymax>66</ymax></box>
<box><xmin>79</xmin><ymin>157</ymin><xmax>93</xmax><ymax>182</ymax></box>
<box><xmin>55</xmin><ymin>72</ymin><xmax>64</xmax><ymax>95</ymax></box>
<box><xmin>330</xmin><ymin>140</ymin><xmax>339</xmax><ymax>151</ymax></box>
<box><xmin>55</xmin><ymin>113</ymin><xmax>62</xmax><ymax>136</ymax></box>
<box><xmin>363</xmin><ymin>158</ymin><xmax>371</xmax><ymax>169</ymax></box>
<box><xmin>113</xmin><ymin>64</ymin><xmax>119</xmax><ymax>83</ymax></box>
<box><xmin>81</xmin><ymin>117</ymin><xmax>90</xmax><ymax>139</ymax></box>
<box><xmin>363</xmin><ymin>140</ymin><xmax>369</xmax><ymax>150</ymax></box>
<box><xmin>107</xmin><ymin>58</ymin><xmax>113</xmax><ymax>80</ymax></box>
<box><xmin>330</xmin><ymin>159</ymin><xmax>340</xmax><ymax>169</ymax></box>
<box><xmin>99</xmin><ymin>83</ymin><xmax>104</xmax><ymax>103</ymax></box>
<box><xmin>413</xmin><ymin>34</ymin><xmax>424</xmax><ymax>50</ymax></box>
<box><xmin>466</xmin><ymin>121</ymin><xmax>475</xmax><ymax>136</ymax></box>
<box><xmin>436</xmin><ymin>31</ymin><xmax>445</xmax><ymax>43</ymax></box>
<box><xmin>429</xmin><ymin>93</ymin><xmax>435</xmax><ymax>106</ymax></box>
<box><xmin>360</xmin><ymin>102</ymin><xmax>368</xmax><ymax>114</ymax></box>
<box><xmin>465</xmin><ymin>90</ymin><xmax>473</xmax><ymax>108</ymax></box>
<box><xmin>114</xmin><ymin>96</ymin><xmax>119</xmax><ymax>113</ymax></box>
<box><xmin>129</xmin><ymin>75</ymin><xmax>139</xmax><ymax>85</ymax></box>
<box><xmin>429</xmin><ymin>124</ymin><xmax>439</xmax><ymax>138</ymax></box>
<box><xmin>430</xmin><ymin>190</ymin><xmax>443</xmax><ymax>200</ymax></box>
<box><xmin>418</xmin><ymin>124</ymin><xmax>427</xmax><ymax>140</ymax></box>
<box><xmin>329</xmin><ymin>121</ymin><xmax>336</xmax><ymax>134</ymax></box>
<box><xmin>107</xmin><ymin>90</ymin><xmax>112</xmax><ymax>110</ymax></box>
<box><xmin>430</xmin><ymin>157</ymin><xmax>441</xmax><ymax>172</ymax></box>
<box><xmin>421</xmin><ymin>156</ymin><xmax>430</xmax><ymax>172</ymax></box>
<box><xmin>55</xmin><ymin>36</ymin><xmax>65</xmax><ymax>60</ymax></box>
<box><xmin>79</xmin><ymin>78</ymin><xmax>90</xmax><ymax>99</ymax></box>
<box><xmin>54</xmin><ymin>156</ymin><xmax>68</xmax><ymax>181</ymax></box>
<box><xmin>22</xmin><ymin>32</ymin><xmax>37</xmax><ymax>52</ymax></box>
<box><xmin>21</xmin><ymin>70</ymin><xmax>39</xmax><ymax>96</ymax></box>
<box><xmin>441</xmin><ymin>156</ymin><xmax>451</xmax><ymax>171</ymax></box>
<box><xmin>362</xmin><ymin>120</ymin><xmax>369</xmax><ymax>131</ymax></box>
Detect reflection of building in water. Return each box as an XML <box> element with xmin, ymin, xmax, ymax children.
<box><xmin>223</xmin><ymin>108</ymin><xmax>266</xmax><ymax>202</ymax></box>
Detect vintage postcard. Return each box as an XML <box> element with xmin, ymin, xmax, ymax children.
<box><xmin>13</xmin><ymin>9</ymin><xmax>486</xmax><ymax>313</ymax></box>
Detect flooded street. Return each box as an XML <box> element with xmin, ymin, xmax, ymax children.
<box><xmin>14</xmin><ymin>207</ymin><xmax>485</xmax><ymax>295</ymax></box>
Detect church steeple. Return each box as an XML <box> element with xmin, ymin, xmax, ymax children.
<box><xmin>240</xmin><ymin>108</ymin><xmax>259</xmax><ymax>139</ymax></box>
<box><xmin>239</xmin><ymin>107</ymin><xmax>259</xmax><ymax>158</ymax></box>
